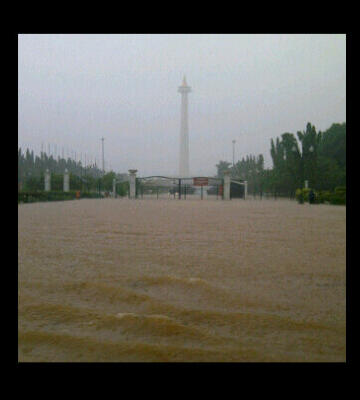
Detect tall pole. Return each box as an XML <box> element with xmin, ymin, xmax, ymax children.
<box><xmin>232</xmin><ymin>140</ymin><xmax>236</xmax><ymax>167</ymax></box>
<box><xmin>101</xmin><ymin>137</ymin><xmax>105</xmax><ymax>175</ymax></box>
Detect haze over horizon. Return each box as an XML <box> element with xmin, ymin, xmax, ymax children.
<box><xmin>18</xmin><ymin>34</ymin><xmax>346</xmax><ymax>177</ymax></box>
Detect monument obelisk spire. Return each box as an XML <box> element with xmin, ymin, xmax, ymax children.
<box><xmin>178</xmin><ymin>75</ymin><xmax>191</xmax><ymax>177</ymax></box>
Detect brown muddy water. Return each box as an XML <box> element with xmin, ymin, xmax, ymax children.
<box><xmin>18</xmin><ymin>198</ymin><xmax>346</xmax><ymax>362</ymax></box>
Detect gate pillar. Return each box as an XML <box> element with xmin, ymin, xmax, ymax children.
<box><xmin>128</xmin><ymin>169</ymin><xmax>137</xmax><ymax>199</ymax></box>
<box><xmin>244</xmin><ymin>180</ymin><xmax>248</xmax><ymax>200</ymax></box>
<box><xmin>63</xmin><ymin>169</ymin><xmax>69</xmax><ymax>192</ymax></box>
<box><xmin>223</xmin><ymin>171</ymin><xmax>231</xmax><ymax>200</ymax></box>
<box><xmin>45</xmin><ymin>169</ymin><xmax>51</xmax><ymax>192</ymax></box>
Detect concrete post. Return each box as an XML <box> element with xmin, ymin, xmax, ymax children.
<box><xmin>45</xmin><ymin>169</ymin><xmax>51</xmax><ymax>192</ymax></box>
<box><xmin>63</xmin><ymin>169</ymin><xmax>70</xmax><ymax>192</ymax></box>
<box><xmin>128</xmin><ymin>169</ymin><xmax>137</xmax><ymax>199</ymax></box>
<box><xmin>304</xmin><ymin>180</ymin><xmax>308</xmax><ymax>189</ymax></box>
<box><xmin>223</xmin><ymin>171</ymin><xmax>231</xmax><ymax>200</ymax></box>
<box><xmin>244</xmin><ymin>181</ymin><xmax>248</xmax><ymax>200</ymax></box>
<box><xmin>203</xmin><ymin>186</ymin><xmax>208</xmax><ymax>199</ymax></box>
<box><xmin>112</xmin><ymin>178</ymin><xmax>116</xmax><ymax>198</ymax></box>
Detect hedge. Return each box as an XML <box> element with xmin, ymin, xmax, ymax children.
<box><xmin>295</xmin><ymin>187</ymin><xmax>346</xmax><ymax>205</ymax></box>
<box><xmin>18</xmin><ymin>191</ymin><xmax>104</xmax><ymax>203</ymax></box>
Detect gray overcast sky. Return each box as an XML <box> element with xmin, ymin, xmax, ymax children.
<box><xmin>18</xmin><ymin>34</ymin><xmax>346</xmax><ymax>176</ymax></box>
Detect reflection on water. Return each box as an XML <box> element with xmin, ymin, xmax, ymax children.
<box><xmin>18</xmin><ymin>199</ymin><xmax>346</xmax><ymax>362</ymax></box>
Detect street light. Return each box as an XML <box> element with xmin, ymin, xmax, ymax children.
<box><xmin>292</xmin><ymin>145</ymin><xmax>303</xmax><ymax>190</ymax></box>
<box><xmin>307</xmin><ymin>145</ymin><xmax>315</xmax><ymax>188</ymax></box>
<box><xmin>291</xmin><ymin>144</ymin><xmax>314</xmax><ymax>190</ymax></box>
<box><xmin>232</xmin><ymin>140</ymin><xmax>236</xmax><ymax>167</ymax></box>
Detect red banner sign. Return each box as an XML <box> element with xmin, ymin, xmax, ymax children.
<box><xmin>193</xmin><ymin>178</ymin><xmax>208</xmax><ymax>186</ymax></box>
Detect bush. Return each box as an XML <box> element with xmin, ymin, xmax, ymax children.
<box><xmin>296</xmin><ymin>188</ymin><xmax>319</xmax><ymax>204</ymax></box>
<box><xmin>116</xmin><ymin>182</ymin><xmax>129</xmax><ymax>197</ymax></box>
<box><xmin>334</xmin><ymin>186</ymin><xmax>346</xmax><ymax>194</ymax></box>
<box><xmin>295</xmin><ymin>188</ymin><xmax>304</xmax><ymax>204</ymax></box>
<box><xmin>329</xmin><ymin>191</ymin><xmax>346</xmax><ymax>205</ymax></box>
<box><xmin>316</xmin><ymin>190</ymin><xmax>331</xmax><ymax>204</ymax></box>
<box><xmin>80</xmin><ymin>192</ymin><xmax>104</xmax><ymax>199</ymax></box>
<box><xmin>296</xmin><ymin>188</ymin><xmax>315</xmax><ymax>203</ymax></box>
<box><xmin>18</xmin><ymin>191</ymin><xmax>77</xmax><ymax>203</ymax></box>
<box><xmin>295</xmin><ymin>187</ymin><xmax>346</xmax><ymax>205</ymax></box>
<box><xmin>18</xmin><ymin>191</ymin><xmax>104</xmax><ymax>203</ymax></box>
<box><xmin>302</xmin><ymin>188</ymin><xmax>311</xmax><ymax>202</ymax></box>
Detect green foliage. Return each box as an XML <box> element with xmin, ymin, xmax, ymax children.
<box><xmin>295</xmin><ymin>188</ymin><xmax>304</xmax><ymax>203</ymax></box>
<box><xmin>216</xmin><ymin>161</ymin><xmax>232</xmax><ymax>178</ymax></box>
<box><xmin>335</xmin><ymin>186</ymin><xmax>346</xmax><ymax>194</ymax></box>
<box><xmin>295</xmin><ymin>187</ymin><xmax>345</xmax><ymax>205</ymax></box>
<box><xmin>330</xmin><ymin>187</ymin><xmax>346</xmax><ymax>205</ymax></box>
<box><xmin>295</xmin><ymin>188</ymin><xmax>312</xmax><ymax>203</ymax></box>
<box><xmin>314</xmin><ymin>190</ymin><xmax>331</xmax><ymax>204</ymax></box>
<box><xmin>22</xmin><ymin>175</ymin><xmax>43</xmax><ymax>192</ymax></box>
<box><xmin>18</xmin><ymin>148</ymin><xmax>104</xmax><ymax>191</ymax></box>
<box><xmin>18</xmin><ymin>191</ymin><xmax>77</xmax><ymax>203</ymax></box>
<box><xmin>51</xmin><ymin>173</ymin><xmax>64</xmax><ymax>191</ymax></box>
<box><xmin>216</xmin><ymin>122</ymin><xmax>345</xmax><ymax>199</ymax></box>
<box><xmin>18</xmin><ymin>190</ymin><xmax>104</xmax><ymax>203</ymax></box>
<box><xmin>216</xmin><ymin>154</ymin><xmax>265</xmax><ymax>197</ymax></box>
<box><xmin>70</xmin><ymin>173</ymin><xmax>83</xmax><ymax>191</ymax></box>
<box><xmin>79</xmin><ymin>192</ymin><xmax>104</xmax><ymax>199</ymax></box>
<box><xmin>329</xmin><ymin>193</ymin><xmax>346</xmax><ymax>205</ymax></box>
<box><xmin>316</xmin><ymin>156</ymin><xmax>345</xmax><ymax>191</ymax></box>
<box><xmin>318</xmin><ymin>123</ymin><xmax>346</xmax><ymax>169</ymax></box>
<box><xmin>116</xmin><ymin>181</ymin><xmax>129</xmax><ymax>197</ymax></box>
<box><xmin>102</xmin><ymin>171</ymin><xmax>116</xmax><ymax>191</ymax></box>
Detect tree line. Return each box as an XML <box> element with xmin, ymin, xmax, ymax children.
<box><xmin>18</xmin><ymin>150</ymin><xmax>128</xmax><ymax>195</ymax></box>
<box><xmin>216</xmin><ymin>122</ymin><xmax>346</xmax><ymax>197</ymax></box>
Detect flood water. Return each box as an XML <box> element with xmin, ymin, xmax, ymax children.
<box><xmin>18</xmin><ymin>198</ymin><xmax>346</xmax><ymax>362</ymax></box>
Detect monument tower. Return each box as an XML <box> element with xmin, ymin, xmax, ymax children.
<box><xmin>178</xmin><ymin>75</ymin><xmax>191</xmax><ymax>177</ymax></box>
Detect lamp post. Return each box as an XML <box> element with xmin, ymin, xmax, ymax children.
<box><xmin>232</xmin><ymin>140</ymin><xmax>236</xmax><ymax>167</ymax></box>
<box><xmin>296</xmin><ymin>144</ymin><xmax>314</xmax><ymax>189</ymax></box>
<box><xmin>101</xmin><ymin>137</ymin><xmax>105</xmax><ymax>175</ymax></box>
<box><xmin>307</xmin><ymin>145</ymin><xmax>314</xmax><ymax>188</ymax></box>
<box><xmin>291</xmin><ymin>145</ymin><xmax>299</xmax><ymax>190</ymax></box>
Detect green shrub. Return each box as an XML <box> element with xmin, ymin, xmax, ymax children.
<box><xmin>22</xmin><ymin>175</ymin><xmax>43</xmax><ymax>192</ymax></box>
<box><xmin>295</xmin><ymin>188</ymin><xmax>304</xmax><ymax>204</ymax></box>
<box><xmin>329</xmin><ymin>192</ymin><xmax>346</xmax><ymax>205</ymax></box>
<box><xmin>18</xmin><ymin>190</ymin><xmax>106</xmax><ymax>203</ymax></box>
<box><xmin>19</xmin><ymin>191</ymin><xmax>75</xmax><ymax>203</ymax></box>
<box><xmin>80</xmin><ymin>192</ymin><xmax>104</xmax><ymax>199</ymax></box>
<box><xmin>302</xmin><ymin>188</ymin><xmax>311</xmax><ymax>202</ymax></box>
<box><xmin>334</xmin><ymin>186</ymin><xmax>346</xmax><ymax>194</ymax></box>
<box><xmin>296</xmin><ymin>188</ymin><xmax>315</xmax><ymax>203</ymax></box>
<box><xmin>318</xmin><ymin>190</ymin><xmax>331</xmax><ymax>203</ymax></box>
<box><xmin>294</xmin><ymin>187</ymin><xmax>345</xmax><ymax>206</ymax></box>
<box><xmin>116</xmin><ymin>182</ymin><xmax>129</xmax><ymax>197</ymax></box>
<box><xmin>317</xmin><ymin>191</ymin><xmax>323</xmax><ymax>204</ymax></box>
<box><xmin>311</xmin><ymin>190</ymin><xmax>331</xmax><ymax>204</ymax></box>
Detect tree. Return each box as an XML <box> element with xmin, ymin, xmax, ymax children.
<box><xmin>216</xmin><ymin>161</ymin><xmax>232</xmax><ymax>178</ymax></box>
<box><xmin>318</xmin><ymin>123</ymin><xmax>346</xmax><ymax>169</ymax></box>
<box><xmin>102</xmin><ymin>171</ymin><xmax>116</xmax><ymax>192</ymax></box>
<box><xmin>215</xmin><ymin>121</ymin><xmax>345</xmax><ymax>198</ymax></box>
<box><xmin>296</xmin><ymin>122</ymin><xmax>322</xmax><ymax>189</ymax></box>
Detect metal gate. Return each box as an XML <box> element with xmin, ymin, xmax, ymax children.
<box><xmin>136</xmin><ymin>176</ymin><xmax>224</xmax><ymax>200</ymax></box>
<box><xmin>230</xmin><ymin>179</ymin><xmax>246</xmax><ymax>199</ymax></box>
